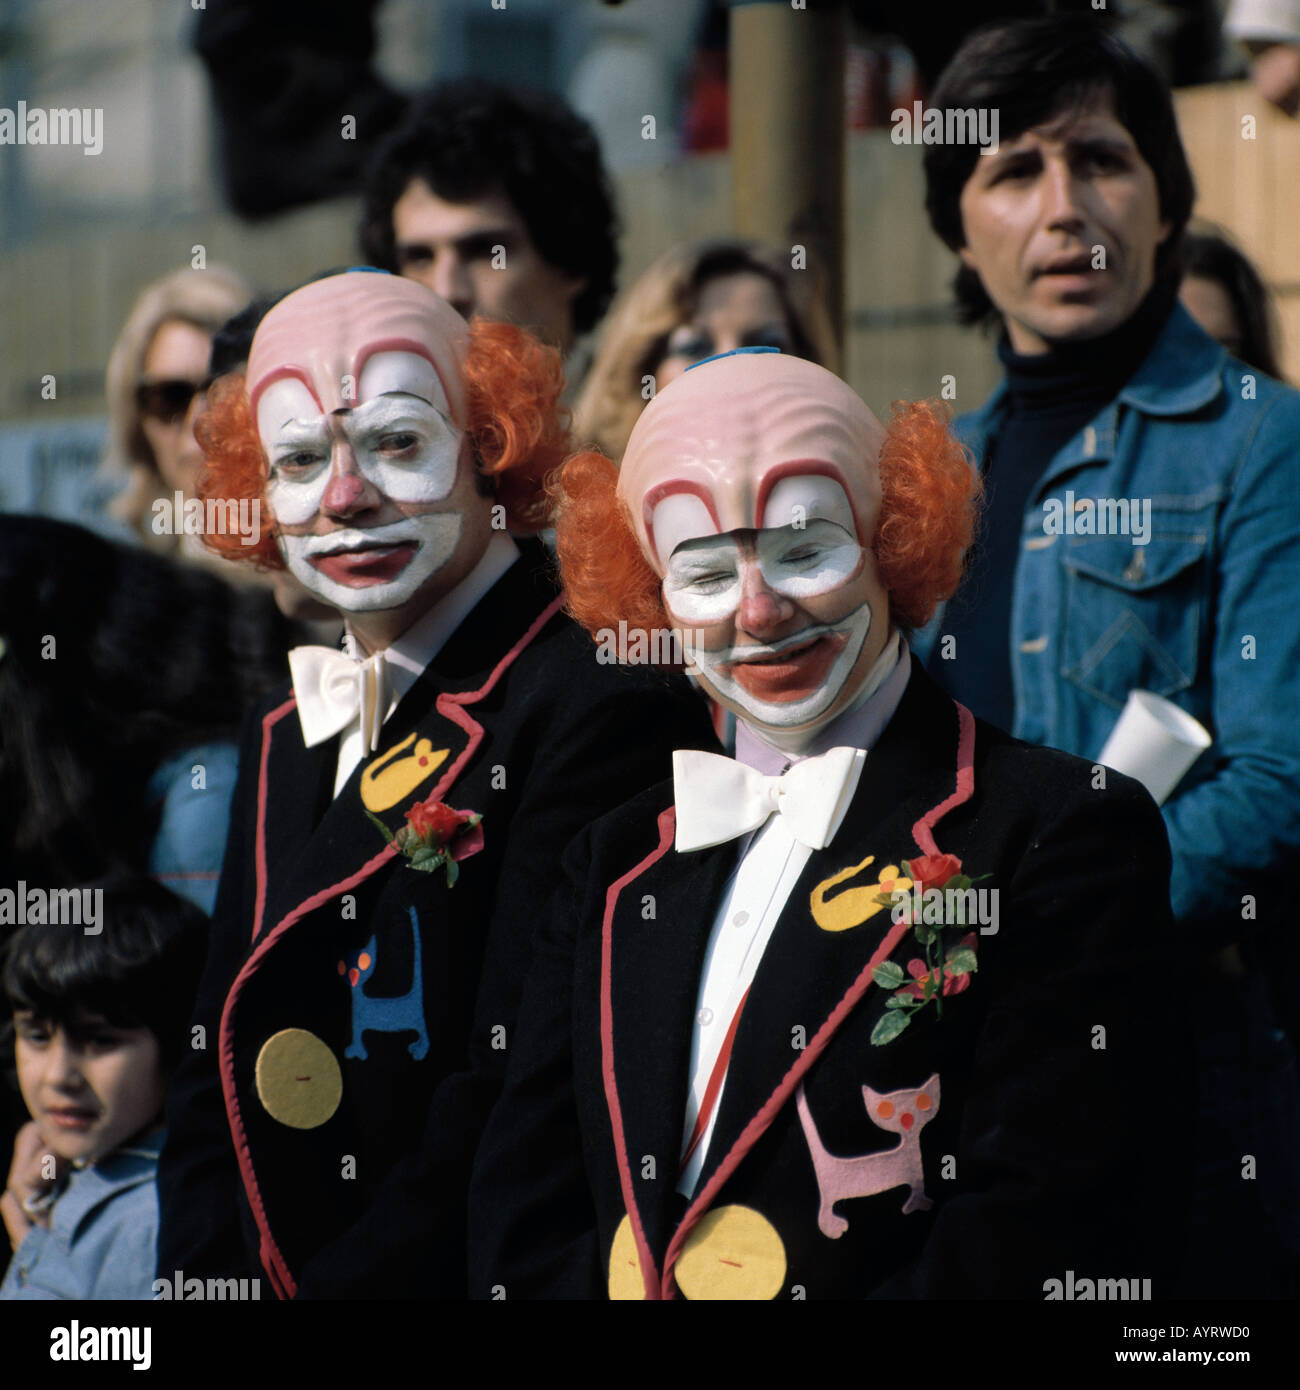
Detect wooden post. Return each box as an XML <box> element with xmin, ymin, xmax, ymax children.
<box><xmin>729</xmin><ymin>0</ymin><xmax>847</xmax><ymax>359</ymax></box>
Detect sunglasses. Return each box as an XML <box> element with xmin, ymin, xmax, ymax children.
<box><xmin>135</xmin><ymin>377</ymin><xmax>214</xmax><ymax>425</ymax></box>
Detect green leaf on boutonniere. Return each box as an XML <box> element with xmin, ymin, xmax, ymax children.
<box><xmin>947</xmin><ymin>874</ymin><xmax>972</xmax><ymax>892</ymax></box>
<box><xmin>900</xmin><ymin>861</ymin><xmax>912</xmax><ymax>879</ymax></box>
<box><xmin>409</xmin><ymin>846</ymin><xmax>438</xmax><ymax>866</ymax></box>
<box><xmin>885</xmin><ymin>995</ymin><xmax>914</xmax><ymax>1009</ymax></box>
<box><xmin>871</xmin><ymin>1011</ymin><xmax>911</xmax><ymax>1045</ymax></box>
<box><xmin>946</xmin><ymin>947</ymin><xmax>978</xmax><ymax>975</ymax></box>
<box><xmin>444</xmin><ymin>858</ymin><xmax>460</xmax><ymax>889</ymax></box>
<box><xmin>873</xmin><ymin>961</ymin><xmax>906</xmax><ymax>990</ymax></box>
<box><xmin>364</xmin><ymin>807</ymin><xmax>396</xmax><ymax>844</ymax></box>
<box><xmin>913</xmin><ymin>919</ymin><xmax>937</xmax><ymax>947</ymax></box>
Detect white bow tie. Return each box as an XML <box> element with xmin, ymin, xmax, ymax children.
<box><xmin>288</xmin><ymin>645</ymin><xmax>394</xmax><ymax>755</ymax></box>
<box><xmin>672</xmin><ymin>746</ymin><xmax>866</xmax><ymax>853</ymax></box>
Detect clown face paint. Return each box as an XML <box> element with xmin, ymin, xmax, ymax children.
<box><xmin>246</xmin><ymin>276</ymin><xmax>486</xmax><ymax>625</ymax></box>
<box><xmin>615</xmin><ymin>351</ymin><xmax>897</xmax><ymax>745</ymax></box>
<box><xmin>261</xmin><ymin>383</ymin><xmax>464</xmax><ymax>525</ymax></box>
<box><xmin>663</xmin><ymin>524</ymin><xmax>879</xmax><ymax>734</ymax></box>
<box><xmin>663</xmin><ymin>521</ymin><xmax>864</xmax><ymax>624</ymax></box>
<box><xmin>278</xmin><ymin>511</ymin><xmax>463</xmax><ymax>612</ymax></box>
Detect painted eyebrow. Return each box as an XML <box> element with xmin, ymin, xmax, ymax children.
<box><xmin>668</xmin><ymin>543</ymin><xmax>740</xmax><ymax>567</ymax></box>
<box><xmin>671</xmin><ymin>551</ymin><xmax>736</xmax><ymax>567</ymax></box>
<box><xmin>344</xmin><ymin>396</ymin><xmax>449</xmax><ymax>431</ymax></box>
<box><xmin>272</xmin><ymin>419</ymin><xmax>330</xmax><ymax>441</ymax></box>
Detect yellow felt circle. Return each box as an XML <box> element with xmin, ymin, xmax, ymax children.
<box><xmin>255</xmin><ymin>1029</ymin><xmax>343</xmax><ymax>1130</ymax></box>
<box><xmin>607</xmin><ymin>1213</ymin><xmax>647</xmax><ymax>1300</ymax></box>
<box><xmin>675</xmin><ymin>1204</ymin><xmax>786</xmax><ymax>1300</ymax></box>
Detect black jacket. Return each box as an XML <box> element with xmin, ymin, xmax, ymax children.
<box><xmin>469</xmin><ymin>664</ymin><xmax>1195</xmax><ymax>1299</ymax></box>
<box><xmin>157</xmin><ymin>545</ymin><xmax>718</xmax><ymax>1298</ymax></box>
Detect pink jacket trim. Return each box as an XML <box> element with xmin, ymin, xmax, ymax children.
<box><xmin>252</xmin><ymin>698</ymin><xmax>297</xmax><ymax>943</ymax></box>
<box><xmin>600</xmin><ymin>805</ymin><xmax>677</xmax><ymax>1301</ymax></box>
<box><xmin>911</xmin><ymin>701</ymin><xmax>976</xmax><ymax>857</ymax></box>
<box><xmin>224</xmin><ymin>591</ymin><xmax>566</xmax><ymax>1298</ymax></box>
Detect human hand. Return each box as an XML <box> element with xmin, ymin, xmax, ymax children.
<box><xmin>2</xmin><ymin>1122</ymin><xmax>64</xmax><ymax>1250</ymax></box>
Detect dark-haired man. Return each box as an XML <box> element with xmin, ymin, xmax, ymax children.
<box><xmin>359</xmin><ymin>80</ymin><xmax>619</xmax><ymax>357</ymax></box>
<box><xmin>918</xmin><ymin>16</ymin><xmax>1300</xmax><ymax>1295</ymax></box>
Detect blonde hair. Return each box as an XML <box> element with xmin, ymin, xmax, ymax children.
<box><xmin>572</xmin><ymin>239</ymin><xmax>838</xmax><ymax>462</ymax></box>
<box><xmin>102</xmin><ymin>265</ymin><xmax>251</xmax><ymax>533</ymax></box>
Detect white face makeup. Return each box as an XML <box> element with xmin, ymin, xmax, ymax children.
<box><xmin>663</xmin><ymin>521</ymin><xmax>864</xmax><ymax>624</ymax></box>
<box><xmin>648</xmin><ymin>475</ymin><xmax>858</xmax><ymax>569</ymax></box>
<box><xmin>278</xmin><ymin>511</ymin><xmax>463</xmax><ymax>611</ymax></box>
<box><xmin>661</xmin><ymin>521</ymin><xmax>876</xmax><ymax>733</ymax></box>
<box><xmin>688</xmin><ymin>599</ymin><xmax>875</xmax><ymax>730</ymax></box>
<box><xmin>259</xmin><ymin>383</ymin><xmax>464</xmax><ymax>527</ymax></box>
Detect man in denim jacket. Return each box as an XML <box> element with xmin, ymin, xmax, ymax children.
<box><xmin>915</xmin><ymin>17</ymin><xmax>1300</xmax><ymax>1294</ymax></box>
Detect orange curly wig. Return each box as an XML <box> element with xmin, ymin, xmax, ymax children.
<box><xmin>553</xmin><ymin>397</ymin><xmax>981</xmax><ymax>645</ymax></box>
<box><xmin>195</xmin><ymin>317</ymin><xmax>571</xmax><ymax>567</ymax></box>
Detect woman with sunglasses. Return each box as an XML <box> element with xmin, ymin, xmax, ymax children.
<box><xmin>100</xmin><ymin>265</ymin><xmax>251</xmax><ymax>563</ymax></box>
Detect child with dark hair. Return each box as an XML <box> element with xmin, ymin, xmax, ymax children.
<box><xmin>1</xmin><ymin>877</ymin><xmax>207</xmax><ymax>1299</ymax></box>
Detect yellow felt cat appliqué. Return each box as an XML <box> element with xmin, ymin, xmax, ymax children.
<box><xmin>360</xmin><ymin>734</ymin><xmax>449</xmax><ymax>812</ymax></box>
<box><xmin>809</xmin><ymin>857</ymin><xmax>913</xmax><ymax>933</ymax></box>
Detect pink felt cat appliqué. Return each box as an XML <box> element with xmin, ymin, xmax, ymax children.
<box><xmin>795</xmin><ymin>1074</ymin><xmax>940</xmax><ymax>1237</ymax></box>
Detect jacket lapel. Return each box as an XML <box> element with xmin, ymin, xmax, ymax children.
<box><xmin>253</xmin><ymin>541</ymin><xmax>563</xmax><ymax>942</ymax></box>
<box><xmin>662</xmin><ymin>668</ymin><xmax>972</xmax><ymax>1292</ymax></box>
<box><xmin>604</xmin><ymin>828</ymin><xmax>739</xmax><ymax>1261</ymax></box>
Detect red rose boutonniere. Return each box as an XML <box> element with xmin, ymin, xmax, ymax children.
<box><xmin>365</xmin><ymin>795</ymin><xmax>484</xmax><ymax>887</ymax></box>
<box><xmin>869</xmin><ymin>854</ymin><xmax>988</xmax><ymax>1045</ymax></box>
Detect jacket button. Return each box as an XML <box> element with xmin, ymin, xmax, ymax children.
<box><xmin>256</xmin><ymin>1028</ymin><xmax>343</xmax><ymax>1129</ymax></box>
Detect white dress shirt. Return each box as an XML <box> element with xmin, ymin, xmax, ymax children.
<box><xmin>331</xmin><ymin>532</ymin><xmax>519</xmax><ymax>795</ymax></box>
<box><xmin>676</xmin><ymin>633</ymin><xmax>911</xmax><ymax>1195</ymax></box>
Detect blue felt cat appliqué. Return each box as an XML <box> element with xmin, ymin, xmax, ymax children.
<box><xmin>338</xmin><ymin>905</ymin><xmax>430</xmax><ymax>1061</ymax></box>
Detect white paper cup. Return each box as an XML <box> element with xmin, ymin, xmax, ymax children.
<box><xmin>1097</xmin><ymin>690</ymin><xmax>1212</xmax><ymax>804</ymax></box>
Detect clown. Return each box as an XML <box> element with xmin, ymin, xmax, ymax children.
<box><xmin>470</xmin><ymin>349</ymin><xmax>1195</xmax><ymax>1300</ymax></box>
<box><xmin>621</xmin><ymin>350</ymin><xmax>892</xmax><ymax>742</ymax></box>
<box><xmin>156</xmin><ymin>271</ymin><xmax>716</xmax><ymax>1299</ymax></box>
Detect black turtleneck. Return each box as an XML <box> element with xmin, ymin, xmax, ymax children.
<box><xmin>930</xmin><ymin>278</ymin><xmax>1180</xmax><ymax>730</ymax></box>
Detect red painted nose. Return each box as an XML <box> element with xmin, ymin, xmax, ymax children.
<box><xmin>324</xmin><ymin>472</ymin><xmax>366</xmax><ymax>512</ymax></box>
<box><xmin>900</xmin><ymin>1112</ymin><xmax>914</xmax><ymax>1130</ymax></box>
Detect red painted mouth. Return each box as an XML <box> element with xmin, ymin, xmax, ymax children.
<box><xmin>309</xmin><ymin>541</ymin><xmax>417</xmax><ymax>586</ymax></box>
<box><xmin>720</xmin><ymin>632</ymin><xmax>848</xmax><ymax>703</ymax></box>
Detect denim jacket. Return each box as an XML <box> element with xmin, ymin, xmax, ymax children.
<box><xmin>0</xmin><ymin>1131</ymin><xmax>162</xmax><ymax>1300</ymax></box>
<box><xmin>915</xmin><ymin>304</ymin><xmax>1300</xmax><ymax>935</ymax></box>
